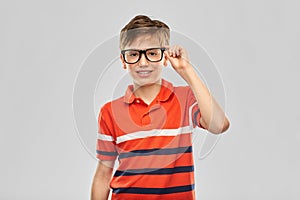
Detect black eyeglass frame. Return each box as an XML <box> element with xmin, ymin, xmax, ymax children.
<box><xmin>121</xmin><ymin>47</ymin><xmax>167</xmax><ymax>64</ymax></box>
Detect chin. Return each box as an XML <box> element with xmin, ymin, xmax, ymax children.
<box><xmin>134</xmin><ymin>78</ymin><xmax>161</xmax><ymax>87</ymax></box>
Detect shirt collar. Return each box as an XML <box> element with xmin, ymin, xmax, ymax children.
<box><xmin>123</xmin><ymin>79</ymin><xmax>174</xmax><ymax>104</ymax></box>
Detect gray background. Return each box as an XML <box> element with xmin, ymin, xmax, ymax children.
<box><xmin>1</xmin><ymin>0</ymin><xmax>299</xmax><ymax>199</ymax></box>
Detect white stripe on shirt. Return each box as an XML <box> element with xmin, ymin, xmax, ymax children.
<box><xmin>98</xmin><ymin>133</ymin><xmax>114</xmax><ymax>141</ymax></box>
<box><xmin>116</xmin><ymin>126</ymin><xmax>193</xmax><ymax>144</ymax></box>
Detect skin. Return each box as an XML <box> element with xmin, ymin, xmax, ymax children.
<box><xmin>165</xmin><ymin>45</ymin><xmax>230</xmax><ymax>133</ymax></box>
<box><xmin>91</xmin><ymin>161</ymin><xmax>114</xmax><ymax>200</ymax></box>
<box><xmin>121</xmin><ymin>34</ymin><xmax>168</xmax><ymax>105</ymax></box>
<box><xmin>91</xmin><ymin>34</ymin><xmax>230</xmax><ymax>200</ymax></box>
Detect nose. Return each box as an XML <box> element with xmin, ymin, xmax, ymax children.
<box><xmin>138</xmin><ymin>53</ymin><xmax>148</xmax><ymax>66</ymax></box>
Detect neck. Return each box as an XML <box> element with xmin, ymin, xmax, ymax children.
<box><xmin>133</xmin><ymin>80</ymin><xmax>162</xmax><ymax>105</ymax></box>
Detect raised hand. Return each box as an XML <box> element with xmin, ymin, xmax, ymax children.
<box><xmin>164</xmin><ymin>45</ymin><xmax>193</xmax><ymax>74</ymax></box>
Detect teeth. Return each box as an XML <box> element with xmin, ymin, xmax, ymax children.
<box><xmin>137</xmin><ymin>71</ymin><xmax>151</xmax><ymax>74</ymax></box>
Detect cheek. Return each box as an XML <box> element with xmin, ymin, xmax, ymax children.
<box><xmin>127</xmin><ymin>66</ymin><xmax>137</xmax><ymax>75</ymax></box>
<box><xmin>155</xmin><ymin>64</ymin><xmax>164</xmax><ymax>72</ymax></box>
<box><xmin>125</xmin><ymin>63</ymin><xmax>134</xmax><ymax>70</ymax></box>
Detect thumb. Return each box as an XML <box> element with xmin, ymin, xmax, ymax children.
<box><xmin>164</xmin><ymin>51</ymin><xmax>169</xmax><ymax>59</ymax></box>
<box><xmin>164</xmin><ymin>51</ymin><xmax>177</xmax><ymax>68</ymax></box>
<box><xmin>164</xmin><ymin>51</ymin><xmax>172</xmax><ymax>63</ymax></box>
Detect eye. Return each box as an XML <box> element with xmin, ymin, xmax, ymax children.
<box><xmin>147</xmin><ymin>50</ymin><xmax>159</xmax><ymax>56</ymax></box>
<box><xmin>126</xmin><ymin>51</ymin><xmax>139</xmax><ymax>57</ymax></box>
<box><xmin>129</xmin><ymin>53</ymin><xmax>138</xmax><ymax>57</ymax></box>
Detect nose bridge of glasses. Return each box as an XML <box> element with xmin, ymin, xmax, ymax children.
<box><xmin>139</xmin><ymin>50</ymin><xmax>149</xmax><ymax>62</ymax></box>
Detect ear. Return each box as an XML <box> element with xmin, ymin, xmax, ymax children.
<box><xmin>120</xmin><ymin>54</ymin><xmax>127</xmax><ymax>69</ymax></box>
<box><xmin>163</xmin><ymin>52</ymin><xmax>168</xmax><ymax>67</ymax></box>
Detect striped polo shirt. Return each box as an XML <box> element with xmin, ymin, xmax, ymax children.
<box><xmin>96</xmin><ymin>79</ymin><xmax>203</xmax><ymax>200</ymax></box>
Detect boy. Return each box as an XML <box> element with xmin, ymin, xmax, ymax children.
<box><xmin>91</xmin><ymin>15</ymin><xmax>230</xmax><ymax>200</ymax></box>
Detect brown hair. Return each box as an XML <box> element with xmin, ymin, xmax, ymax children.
<box><xmin>119</xmin><ymin>15</ymin><xmax>170</xmax><ymax>50</ymax></box>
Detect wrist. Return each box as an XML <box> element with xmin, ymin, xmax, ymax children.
<box><xmin>177</xmin><ymin>64</ymin><xmax>197</xmax><ymax>82</ymax></box>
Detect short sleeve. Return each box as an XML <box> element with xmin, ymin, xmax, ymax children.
<box><xmin>96</xmin><ymin>106</ymin><xmax>118</xmax><ymax>161</ymax></box>
<box><xmin>187</xmin><ymin>87</ymin><xmax>205</xmax><ymax>129</ymax></box>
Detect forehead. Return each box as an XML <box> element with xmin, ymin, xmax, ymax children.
<box><xmin>125</xmin><ymin>34</ymin><xmax>161</xmax><ymax>50</ymax></box>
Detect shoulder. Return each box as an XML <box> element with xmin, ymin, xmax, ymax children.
<box><xmin>162</xmin><ymin>79</ymin><xmax>191</xmax><ymax>94</ymax></box>
<box><xmin>98</xmin><ymin>96</ymin><xmax>125</xmax><ymax>124</ymax></box>
<box><xmin>173</xmin><ymin>85</ymin><xmax>192</xmax><ymax>96</ymax></box>
<box><xmin>171</xmin><ymin>85</ymin><xmax>196</xmax><ymax>106</ymax></box>
<box><xmin>100</xmin><ymin>96</ymin><xmax>125</xmax><ymax>113</ymax></box>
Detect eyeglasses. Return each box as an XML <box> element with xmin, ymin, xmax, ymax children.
<box><xmin>121</xmin><ymin>47</ymin><xmax>167</xmax><ymax>64</ymax></box>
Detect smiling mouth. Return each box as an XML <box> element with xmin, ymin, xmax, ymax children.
<box><xmin>136</xmin><ymin>70</ymin><xmax>153</xmax><ymax>74</ymax></box>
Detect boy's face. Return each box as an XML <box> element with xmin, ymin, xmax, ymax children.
<box><xmin>120</xmin><ymin>34</ymin><xmax>168</xmax><ymax>88</ymax></box>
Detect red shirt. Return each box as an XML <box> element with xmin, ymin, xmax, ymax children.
<box><xmin>97</xmin><ymin>79</ymin><xmax>203</xmax><ymax>200</ymax></box>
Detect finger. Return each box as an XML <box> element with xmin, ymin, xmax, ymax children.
<box><xmin>171</xmin><ymin>50</ymin><xmax>175</xmax><ymax>57</ymax></box>
<box><xmin>175</xmin><ymin>45</ymin><xmax>180</xmax><ymax>56</ymax></box>
<box><xmin>166</xmin><ymin>48</ymin><xmax>171</xmax><ymax>57</ymax></box>
<box><xmin>174</xmin><ymin>45</ymin><xmax>183</xmax><ymax>57</ymax></box>
<box><xmin>164</xmin><ymin>51</ymin><xmax>175</xmax><ymax>63</ymax></box>
<box><xmin>164</xmin><ymin>51</ymin><xmax>173</xmax><ymax>62</ymax></box>
<box><xmin>169</xmin><ymin>45</ymin><xmax>183</xmax><ymax>57</ymax></box>
<box><xmin>171</xmin><ymin>45</ymin><xmax>177</xmax><ymax>57</ymax></box>
<box><xmin>170</xmin><ymin>47</ymin><xmax>175</xmax><ymax>57</ymax></box>
<box><xmin>164</xmin><ymin>51</ymin><xmax>169</xmax><ymax>58</ymax></box>
<box><xmin>179</xmin><ymin>46</ymin><xmax>183</xmax><ymax>54</ymax></box>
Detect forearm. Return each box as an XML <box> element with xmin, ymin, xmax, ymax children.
<box><xmin>166</xmin><ymin>45</ymin><xmax>230</xmax><ymax>133</ymax></box>
<box><xmin>179</xmin><ymin>65</ymin><xmax>230</xmax><ymax>134</ymax></box>
<box><xmin>91</xmin><ymin>161</ymin><xmax>114</xmax><ymax>200</ymax></box>
<box><xmin>91</xmin><ymin>177</ymin><xmax>111</xmax><ymax>200</ymax></box>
